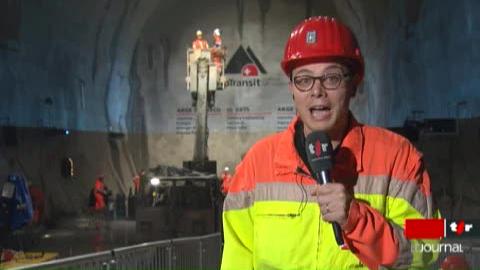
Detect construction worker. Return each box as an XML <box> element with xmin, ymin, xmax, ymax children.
<box><xmin>93</xmin><ymin>175</ymin><xmax>107</xmax><ymax>211</ymax></box>
<box><xmin>213</xmin><ymin>28</ymin><xmax>222</xmax><ymax>48</ymax></box>
<box><xmin>221</xmin><ymin>16</ymin><xmax>440</xmax><ymax>270</ymax></box>
<box><xmin>211</xmin><ymin>28</ymin><xmax>224</xmax><ymax>73</ymax></box>
<box><xmin>220</xmin><ymin>166</ymin><xmax>232</xmax><ymax>194</ymax></box>
<box><xmin>192</xmin><ymin>30</ymin><xmax>209</xmax><ymax>50</ymax></box>
<box><xmin>28</xmin><ymin>182</ymin><xmax>45</xmax><ymax>225</ymax></box>
<box><xmin>132</xmin><ymin>174</ymin><xmax>140</xmax><ymax>195</ymax></box>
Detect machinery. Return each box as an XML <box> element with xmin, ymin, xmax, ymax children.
<box><xmin>0</xmin><ymin>174</ymin><xmax>33</xmax><ymax>232</ymax></box>
<box><xmin>134</xmin><ymin>40</ymin><xmax>227</xmax><ymax>239</ymax></box>
<box><xmin>184</xmin><ymin>45</ymin><xmax>226</xmax><ymax>174</ymax></box>
<box><xmin>186</xmin><ymin>47</ymin><xmax>226</xmax><ymax>102</ymax></box>
<box><xmin>135</xmin><ymin>166</ymin><xmax>221</xmax><ymax>239</ymax></box>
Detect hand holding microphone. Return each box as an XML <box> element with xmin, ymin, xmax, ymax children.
<box><xmin>305</xmin><ymin>131</ymin><xmax>353</xmax><ymax>246</ymax></box>
<box><xmin>312</xmin><ymin>183</ymin><xmax>352</xmax><ymax>229</ymax></box>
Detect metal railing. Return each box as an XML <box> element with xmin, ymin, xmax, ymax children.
<box><xmin>12</xmin><ymin>233</ymin><xmax>222</xmax><ymax>270</ymax></box>
<box><xmin>9</xmin><ymin>231</ymin><xmax>480</xmax><ymax>270</ymax></box>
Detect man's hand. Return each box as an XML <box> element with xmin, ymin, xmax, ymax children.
<box><xmin>311</xmin><ymin>183</ymin><xmax>353</xmax><ymax>228</ymax></box>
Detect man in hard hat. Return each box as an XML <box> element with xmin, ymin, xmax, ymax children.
<box><xmin>220</xmin><ymin>166</ymin><xmax>232</xmax><ymax>194</ymax></box>
<box><xmin>211</xmin><ymin>28</ymin><xmax>224</xmax><ymax>72</ymax></box>
<box><xmin>212</xmin><ymin>28</ymin><xmax>222</xmax><ymax>48</ymax></box>
<box><xmin>221</xmin><ymin>16</ymin><xmax>439</xmax><ymax>270</ymax></box>
<box><xmin>192</xmin><ymin>30</ymin><xmax>209</xmax><ymax>50</ymax></box>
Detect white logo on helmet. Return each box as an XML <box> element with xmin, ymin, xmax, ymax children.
<box><xmin>308</xmin><ymin>143</ymin><xmax>315</xmax><ymax>154</ymax></box>
<box><xmin>306</xmin><ymin>31</ymin><xmax>316</xmax><ymax>44</ymax></box>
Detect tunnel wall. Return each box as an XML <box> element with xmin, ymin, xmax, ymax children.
<box><xmin>1</xmin><ymin>0</ymin><xmax>479</xmax><ymax>132</ymax></box>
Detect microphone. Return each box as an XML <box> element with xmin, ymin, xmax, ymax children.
<box><xmin>305</xmin><ymin>131</ymin><xmax>344</xmax><ymax>246</ymax></box>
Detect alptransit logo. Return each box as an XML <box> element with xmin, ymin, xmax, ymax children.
<box><xmin>225</xmin><ymin>45</ymin><xmax>267</xmax><ymax>88</ymax></box>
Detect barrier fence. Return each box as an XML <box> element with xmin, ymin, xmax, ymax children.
<box><xmin>10</xmin><ymin>232</ymin><xmax>479</xmax><ymax>269</ymax></box>
<box><xmin>11</xmin><ymin>233</ymin><xmax>222</xmax><ymax>270</ymax></box>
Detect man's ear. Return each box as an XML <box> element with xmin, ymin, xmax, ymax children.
<box><xmin>350</xmin><ymin>86</ymin><xmax>357</xmax><ymax>98</ymax></box>
<box><xmin>348</xmin><ymin>78</ymin><xmax>357</xmax><ymax>98</ymax></box>
<box><xmin>350</xmin><ymin>73</ymin><xmax>361</xmax><ymax>97</ymax></box>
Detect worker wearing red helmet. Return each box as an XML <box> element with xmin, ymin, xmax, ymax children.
<box><xmin>221</xmin><ymin>16</ymin><xmax>440</xmax><ymax>270</ymax></box>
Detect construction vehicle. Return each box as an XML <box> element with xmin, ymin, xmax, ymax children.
<box><xmin>134</xmin><ymin>43</ymin><xmax>227</xmax><ymax>239</ymax></box>
<box><xmin>184</xmin><ymin>45</ymin><xmax>226</xmax><ymax>174</ymax></box>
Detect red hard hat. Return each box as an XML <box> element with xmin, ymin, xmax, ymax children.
<box><xmin>281</xmin><ymin>16</ymin><xmax>364</xmax><ymax>85</ymax></box>
<box><xmin>441</xmin><ymin>255</ymin><xmax>470</xmax><ymax>270</ymax></box>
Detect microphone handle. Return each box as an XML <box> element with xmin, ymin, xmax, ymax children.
<box><xmin>318</xmin><ymin>170</ymin><xmax>345</xmax><ymax>246</ymax></box>
<box><xmin>332</xmin><ymin>222</ymin><xmax>345</xmax><ymax>246</ymax></box>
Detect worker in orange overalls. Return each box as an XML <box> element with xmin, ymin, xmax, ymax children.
<box><xmin>212</xmin><ymin>28</ymin><xmax>222</xmax><ymax>48</ymax></box>
<box><xmin>132</xmin><ymin>174</ymin><xmax>140</xmax><ymax>195</ymax></box>
<box><xmin>94</xmin><ymin>175</ymin><xmax>107</xmax><ymax>211</ymax></box>
<box><xmin>211</xmin><ymin>28</ymin><xmax>224</xmax><ymax>73</ymax></box>
<box><xmin>220</xmin><ymin>166</ymin><xmax>232</xmax><ymax>194</ymax></box>
<box><xmin>192</xmin><ymin>30</ymin><xmax>209</xmax><ymax>50</ymax></box>
<box><xmin>28</xmin><ymin>182</ymin><xmax>45</xmax><ymax>225</ymax></box>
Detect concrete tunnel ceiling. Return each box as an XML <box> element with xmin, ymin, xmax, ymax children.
<box><xmin>1</xmin><ymin>0</ymin><xmax>479</xmax><ymax>134</ymax></box>
<box><xmin>110</xmin><ymin>0</ymin><xmax>480</xmax><ymax>135</ymax></box>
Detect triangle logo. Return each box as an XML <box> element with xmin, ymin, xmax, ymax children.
<box><xmin>225</xmin><ymin>46</ymin><xmax>267</xmax><ymax>76</ymax></box>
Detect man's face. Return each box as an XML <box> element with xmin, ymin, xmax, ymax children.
<box><xmin>288</xmin><ymin>62</ymin><xmax>354</xmax><ymax>138</ymax></box>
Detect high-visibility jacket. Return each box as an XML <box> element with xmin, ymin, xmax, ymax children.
<box><xmin>221</xmin><ymin>172</ymin><xmax>233</xmax><ymax>194</ymax></box>
<box><xmin>133</xmin><ymin>175</ymin><xmax>140</xmax><ymax>193</ymax></box>
<box><xmin>94</xmin><ymin>179</ymin><xmax>106</xmax><ymax>210</ymax></box>
<box><xmin>221</xmin><ymin>115</ymin><xmax>439</xmax><ymax>270</ymax></box>
<box><xmin>213</xmin><ymin>36</ymin><xmax>222</xmax><ymax>48</ymax></box>
<box><xmin>192</xmin><ymin>38</ymin><xmax>209</xmax><ymax>50</ymax></box>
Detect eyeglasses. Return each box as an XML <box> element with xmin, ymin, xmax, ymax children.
<box><xmin>292</xmin><ymin>73</ymin><xmax>351</xmax><ymax>92</ymax></box>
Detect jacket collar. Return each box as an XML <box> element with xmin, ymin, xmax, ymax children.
<box><xmin>273</xmin><ymin>113</ymin><xmax>364</xmax><ymax>177</ymax></box>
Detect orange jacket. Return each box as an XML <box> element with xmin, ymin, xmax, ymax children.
<box><xmin>222</xmin><ymin>114</ymin><xmax>438</xmax><ymax>270</ymax></box>
<box><xmin>192</xmin><ymin>38</ymin><xmax>209</xmax><ymax>50</ymax></box>
<box><xmin>94</xmin><ymin>179</ymin><xmax>106</xmax><ymax>210</ymax></box>
<box><xmin>213</xmin><ymin>36</ymin><xmax>222</xmax><ymax>48</ymax></box>
<box><xmin>133</xmin><ymin>175</ymin><xmax>140</xmax><ymax>193</ymax></box>
<box><xmin>221</xmin><ymin>172</ymin><xmax>232</xmax><ymax>194</ymax></box>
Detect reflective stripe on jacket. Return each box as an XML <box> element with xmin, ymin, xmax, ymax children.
<box><xmin>221</xmin><ymin>115</ymin><xmax>439</xmax><ymax>270</ymax></box>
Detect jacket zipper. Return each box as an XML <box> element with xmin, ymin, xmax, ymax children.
<box><xmin>316</xmin><ymin>215</ymin><xmax>322</xmax><ymax>270</ymax></box>
<box><xmin>295</xmin><ymin>166</ymin><xmax>321</xmax><ymax>269</ymax></box>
